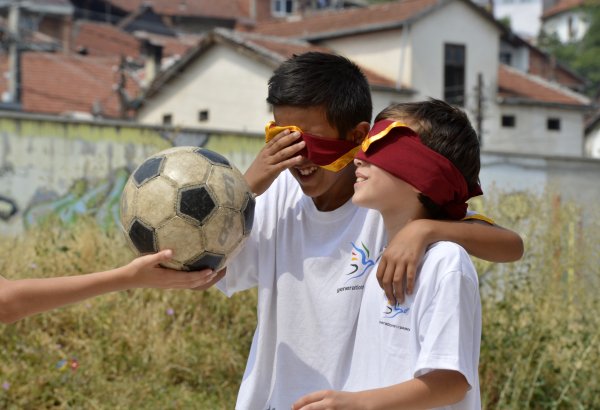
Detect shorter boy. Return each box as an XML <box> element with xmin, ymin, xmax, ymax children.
<box><xmin>293</xmin><ymin>99</ymin><xmax>485</xmax><ymax>409</ymax></box>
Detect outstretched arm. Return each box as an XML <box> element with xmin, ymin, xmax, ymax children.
<box><xmin>292</xmin><ymin>370</ymin><xmax>469</xmax><ymax>410</ymax></box>
<box><xmin>379</xmin><ymin>219</ymin><xmax>523</xmax><ymax>304</ymax></box>
<box><xmin>0</xmin><ymin>250</ymin><xmax>216</xmax><ymax>324</ymax></box>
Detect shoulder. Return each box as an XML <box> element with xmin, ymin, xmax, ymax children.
<box><xmin>422</xmin><ymin>242</ymin><xmax>478</xmax><ymax>285</ymax></box>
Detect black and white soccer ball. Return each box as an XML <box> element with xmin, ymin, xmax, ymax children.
<box><xmin>120</xmin><ymin>146</ymin><xmax>255</xmax><ymax>271</ymax></box>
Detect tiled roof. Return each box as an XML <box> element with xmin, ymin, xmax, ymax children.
<box><xmin>72</xmin><ymin>21</ymin><xmax>200</xmax><ymax>60</ymax></box>
<box><xmin>542</xmin><ymin>0</ymin><xmax>586</xmax><ymax>20</ymax></box>
<box><xmin>105</xmin><ymin>0</ymin><xmax>243</xmax><ymax>19</ymax></box>
<box><xmin>498</xmin><ymin>64</ymin><xmax>589</xmax><ymax>107</ymax></box>
<box><xmin>0</xmin><ymin>52</ymin><xmax>139</xmax><ymax>118</ymax></box>
<box><xmin>72</xmin><ymin>21</ymin><xmax>141</xmax><ymax>58</ymax></box>
<box><xmin>242</xmin><ymin>0</ymin><xmax>451</xmax><ymax>38</ymax></box>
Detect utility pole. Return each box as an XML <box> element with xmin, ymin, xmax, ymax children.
<box><xmin>7</xmin><ymin>0</ymin><xmax>21</xmax><ymax>106</ymax></box>
<box><xmin>475</xmin><ymin>73</ymin><xmax>484</xmax><ymax>146</ymax></box>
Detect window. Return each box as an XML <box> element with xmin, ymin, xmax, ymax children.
<box><xmin>162</xmin><ymin>113</ymin><xmax>172</xmax><ymax>125</ymax></box>
<box><xmin>502</xmin><ymin>115</ymin><xmax>516</xmax><ymax>128</ymax></box>
<box><xmin>272</xmin><ymin>0</ymin><xmax>294</xmax><ymax>16</ymax></box>
<box><xmin>444</xmin><ymin>44</ymin><xmax>466</xmax><ymax>106</ymax></box>
<box><xmin>547</xmin><ymin>118</ymin><xmax>561</xmax><ymax>131</ymax></box>
<box><xmin>499</xmin><ymin>51</ymin><xmax>512</xmax><ymax>65</ymax></box>
<box><xmin>198</xmin><ymin>110</ymin><xmax>209</xmax><ymax>122</ymax></box>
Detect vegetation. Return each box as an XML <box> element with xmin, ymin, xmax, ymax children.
<box><xmin>1</xmin><ymin>190</ymin><xmax>599</xmax><ymax>409</ymax></box>
<box><xmin>538</xmin><ymin>4</ymin><xmax>600</xmax><ymax>98</ymax></box>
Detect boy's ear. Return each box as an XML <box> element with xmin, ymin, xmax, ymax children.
<box><xmin>348</xmin><ymin>121</ymin><xmax>371</xmax><ymax>144</ymax></box>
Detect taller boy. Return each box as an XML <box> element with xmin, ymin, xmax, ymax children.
<box><xmin>215</xmin><ymin>52</ymin><xmax>523</xmax><ymax>409</ymax></box>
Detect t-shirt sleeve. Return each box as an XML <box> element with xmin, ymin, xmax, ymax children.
<box><xmin>216</xmin><ymin>181</ymin><xmax>275</xmax><ymax>297</ymax></box>
<box><xmin>413</xmin><ymin>268</ymin><xmax>480</xmax><ymax>389</ymax></box>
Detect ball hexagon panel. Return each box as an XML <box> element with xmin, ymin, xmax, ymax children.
<box><xmin>185</xmin><ymin>251</ymin><xmax>225</xmax><ymax>271</ymax></box>
<box><xmin>195</xmin><ymin>148</ymin><xmax>231</xmax><ymax>168</ymax></box>
<box><xmin>120</xmin><ymin>177</ymin><xmax>138</xmax><ymax>230</ymax></box>
<box><xmin>206</xmin><ymin>164</ymin><xmax>250</xmax><ymax>210</ymax></box>
<box><xmin>155</xmin><ymin>215</ymin><xmax>206</xmax><ymax>268</ymax></box>
<box><xmin>128</xmin><ymin>218</ymin><xmax>157</xmax><ymax>254</ymax></box>
<box><xmin>133</xmin><ymin>156</ymin><xmax>165</xmax><ymax>187</ymax></box>
<box><xmin>161</xmin><ymin>150</ymin><xmax>212</xmax><ymax>187</ymax></box>
<box><xmin>135</xmin><ymin>176</ymin><xmax>178</xmax><ymax>228</ymax></box>
<box><xmin>241</xmin><ymin>192</ymin><xmax>256</xmax><ymax>236</ymax></box>
<box><xmin>177</xmin><ymin>185</ymin><xmax>217</xmax><ymax>225</ymax></box>
<box><xmin>202</xmin><ymin>206</ymin><xmax>244</xmax><ymax>255</ymax></box>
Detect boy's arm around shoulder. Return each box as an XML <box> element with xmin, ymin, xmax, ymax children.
<box><xmin>378</xmin><ymin>217</ymin><xmax>523</xmax><ymax>305</ymax></box>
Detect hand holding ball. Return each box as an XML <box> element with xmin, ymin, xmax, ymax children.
<box><xmin>120</xmin><ymin>147</ymin><xmax>255</xmax><ymax>271</ymax></box>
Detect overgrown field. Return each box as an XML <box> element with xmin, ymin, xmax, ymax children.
<box><xmin>1</xmin><ymin>190</ymin><xmax>599</xmax><ymax>409</ymax></box>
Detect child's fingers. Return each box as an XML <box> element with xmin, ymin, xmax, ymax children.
<box><xmin>266</xmin><ymin>130</ymin><xmax>302</xmax><ymax>152</ymax></box>
<box><xmin>376</xmin><ymin>260</ymin><xmax>396</xmax><ymax>305</ymax></box>
<box><xmin>269</xmin><ymin>139</ymin><xmax>306</xmax><ymax>164</ymax></box>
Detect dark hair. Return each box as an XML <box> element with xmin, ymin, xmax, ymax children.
<box><xmin>267</xmin><ymin>52</ymin><xmax>372</xmax><ymax>139</ymax></box>
<box><xmin>375</xmin><ymin>99</ymin><xmax>480</xmax><ymax>219</ymax></box>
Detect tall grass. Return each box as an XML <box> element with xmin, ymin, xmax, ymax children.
<box><xmin>0</xmin><ymin>217</ymin><xmax>256</xmax><ymax>409</ymax></box>
<box><xmin>1</xmin><ymin>191</ymin><xmax>599</xmax><ymax>409</ymax></box>
<box><xmin>471</xmin><ymin>189</ymin><xmax>600</xmax><ymax>409</ymax></box>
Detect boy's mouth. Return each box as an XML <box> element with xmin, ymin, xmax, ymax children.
<box><xmin>355</xmin><ymin>171</ymin><xmax>367</xmax><ymax>183</ymax></box>
<box><xmin>296</xmin><ymin>166</ymin><xmax>318</xmax><ymax>177</ymax></box>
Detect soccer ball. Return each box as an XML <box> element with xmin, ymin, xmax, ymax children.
<box><xmin>119</xmin><ymin>146</ymin><xmax>255</xmax><ymax>271</ymax></box>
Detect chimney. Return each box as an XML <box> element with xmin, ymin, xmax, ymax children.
<box><xmin>141</xmin><ymin>40</ymin><xmax>163</xmax><ymax>87</ymax></box>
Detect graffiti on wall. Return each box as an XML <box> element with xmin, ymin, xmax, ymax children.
<box><xmin>23</xmin><ymin>168</ymin><xmax>130</xmax><ymax>230</ymax></box>
<box><xmin>0</xmin><ymin>117</ymin><xmax>263</xmax><ymax>236</ymax></box>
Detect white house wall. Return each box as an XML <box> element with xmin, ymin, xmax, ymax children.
<box><xmin>409</xmin><ymin>1</ymin><xmax>499</xmax><ymax>107</ymax></box>
<box><xmin>137</xmin><ymin>46</ymin><xmax>274</xmax><ymax>134</ymax></box>
<box><xmin>543</xmin><ymin>11</ymin><xmax>589</xmax><ymax>43</ymax></box>
<box><xmin>585</xmin><ymin>127</ymin><xmax>600</xmax><ymax>158</ymax></box>
<box><xmin>491</xmin><ymin>104</ymin><xmax>584</xmax><ymax>156</ymax></box>
<box><xmin>322</xmin><ymin>28</ymin><xmax>410</xmax><ymax>87</ymax></box>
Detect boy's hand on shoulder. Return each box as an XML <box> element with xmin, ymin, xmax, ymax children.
<box><xmin>292</xmin><ymin>389</ymin><xmax>366</xmax><ymax>410</ymax></box>
<box><xmin>126</xmin><ymin>250</ymin><xmax>218</xmax><ymax>290</ymax></box>
<box><xmin>378</xmin><ymin>219</ymin><xmax>433</xmax><ymax>305</ymax></box>
<box><xmin>245</xmin><ymin>129</ymin><xmax>305</xmax><ymax>195</ymax></box>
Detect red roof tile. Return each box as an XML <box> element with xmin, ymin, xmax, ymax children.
<box><xmin>498</xmin><ymin>64</ymin><xmax>588</xmax><ymax>106</ymax></box>
<box><xmin>106</xmin><ymin>0</ymin><xmax>244</xmax><ymax>19</ymax></box>
<box><xmin>0</xmin><ymin>52</ymin><xmax>139</xmax><ymax>118</ymax></box>
<box><xmin>72</xmin><ymin>21</ymin><xmax>141</xmax><ymax>58</ymax></box>
<box><xmin>241</xmin><ymin>0</ymin><xmax>441</xmax><ymax>37</ymax></box>
<box><xmin>72</xmin><ymin>21</ymin><xmax>199</xmax><ymax>60</ymax></box>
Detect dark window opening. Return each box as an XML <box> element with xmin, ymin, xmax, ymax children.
<box><xmin>198</xmin><ymin>110</ymin><xmax>209</xmax><ymax>122</ymax></box>
<box><xmin>444</xmin><ymin>44</ymin><xmax>466</xmax><ymax>106</ymax></box>
<box><xmin>162</xmin><ymin>114</ymin><xmax>172</xmax><ymax>125</ymax></box>
<box><xmin>547</xmin><ymin>118</ymin><xmax>561</xmax><ymax>131</ymax></box>
<box><xmin>502</xmin><ymin>115</ymin><xmax>516</xmax><ymax>128</ymax></box>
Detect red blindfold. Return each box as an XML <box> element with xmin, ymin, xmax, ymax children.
<box><xmin>356</xmin><ymin>120</ymin><xmax>482</xmax><ymax>220</ymax></box>
<box><xmin>265</xmin><ymin>121</ymin><xmax>359</xmax><ymax>172</ymax></box>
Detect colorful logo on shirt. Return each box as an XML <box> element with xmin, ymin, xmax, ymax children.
<box><xmin>383</xmin><ymin>303</ymin><xmax>410</xmax><ymax>318</ymax></box>
<box><xmin>345</xmin><ymin>242</ymin><xmax>379</xmax><ymax>284</ymax></box>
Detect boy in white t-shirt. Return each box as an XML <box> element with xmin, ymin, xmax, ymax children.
<box><xmin>210</xmin><ymin>53</ymin><xmax>522</xmax><ymax>409</ymax></box>
<box><xmin>293</xmin><ymin>99</ymin><xmax>486</xmax><ymax>410</ymax></box>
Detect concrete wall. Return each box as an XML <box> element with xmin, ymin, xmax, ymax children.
<box><xmin>3</xmin><ymin>113</ymin><xmax>598</xmax><ymax>237</ymax></box>
<box><xmin>0</xmin><ymin>113</ymin><xmax>263</xmax><ymax>236</ymax></box>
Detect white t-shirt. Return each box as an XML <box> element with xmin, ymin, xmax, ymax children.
<box><xmin>344</xmin><ymin>241</ymin><xmax>482</xmax><ymax>410</ymax></box>
<box><xmin>218</xmin><ymin>171</ymin><xmax>388</xmax><ymax>410</ymax></box>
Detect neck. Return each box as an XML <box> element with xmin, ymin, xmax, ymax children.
<box><xmin>380</xmin><ymin>207</ymin><xmax>429</xmax><ymax>244</ymax></box>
